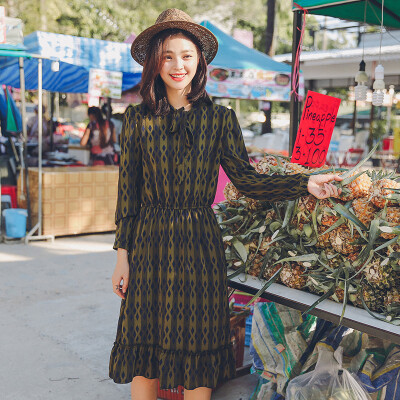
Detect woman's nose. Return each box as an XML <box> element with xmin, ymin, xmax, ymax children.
<box><xmin>173</xmin><ymin>58</ymin><xmax>184</xmax><ymax>70</ymax></box>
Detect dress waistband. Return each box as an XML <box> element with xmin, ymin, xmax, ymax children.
<box><xmin>141</xmin><ymin>204</ymin><xmax>211</xmax><ymax>210</ymax></box>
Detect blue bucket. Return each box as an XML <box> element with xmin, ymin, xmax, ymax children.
<box><xmin>2</xmin><ymin>208</ymin><xmax>28</xmax><ymax>238</ymax></box>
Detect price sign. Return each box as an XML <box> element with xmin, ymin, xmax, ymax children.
<box><xmin>291</xmin><ymin>91</ymin><xmax>341</xmax><ymax>168</ymax></box>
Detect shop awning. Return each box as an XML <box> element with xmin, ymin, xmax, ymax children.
<box><xmin>0</xmin><ymin>31</ymin><xmax>142</xmax><ymax>93</ymax></box>
<box><xmin>200</xmin><ymin>21</ymin><xmax>300</xmax><ymax>101</ymax></box>
<box><xmin>293</xmin><ymin>0</ymin><xmax>400</xmax><ymax>29</ymax></box>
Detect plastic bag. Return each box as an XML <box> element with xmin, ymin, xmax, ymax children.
<box><xmin>286</xmin><ymin>346</ymin><xmax>371</xmax><ymax>400</ymax></box>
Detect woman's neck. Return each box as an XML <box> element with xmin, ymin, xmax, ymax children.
<box><xmin>166</xmin><ymin>87</ymin><xmax>191</xmax><ymax>110</ymax></box>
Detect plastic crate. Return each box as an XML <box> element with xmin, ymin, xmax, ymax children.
<box><xmin>157</xmin><ymin>305</ymin><xmax>250</xmax><ymax>400</ymax></box>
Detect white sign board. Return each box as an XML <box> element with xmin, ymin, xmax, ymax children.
<box><xmin>88</xmin><ymin>68</ymin><xmax>122</xmax><ymax>99</ymax></box>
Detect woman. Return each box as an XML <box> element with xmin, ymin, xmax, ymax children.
<box><xmin>110</xmin><ymin>9</ymin><xmax>342</xmax><ymax>400</ymax></box>
<box><xmin>80</xmin><ymin>106</ymin><xmax>116</xmax><ymax>165</ymax></box>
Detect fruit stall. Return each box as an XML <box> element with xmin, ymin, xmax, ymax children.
<box><xmin>220</xmin><ymin>152</ymin><xmax>400</xmax><ymax>346</ymax></box>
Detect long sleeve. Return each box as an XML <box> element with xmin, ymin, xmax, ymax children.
<box><xmin>113</xmin><ymin>106</ymin><xmax>142</xmax><ymax>251</ymax></box>
<box><xmin>220</xmin><ymin>108</ymin><xmax>309</xmax><ymax>202</ymax></box>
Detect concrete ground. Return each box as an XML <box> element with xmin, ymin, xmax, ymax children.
<box><xmin>0</xmin><ymin>234</ymin><xmax>259</xmax><ymax>400</ymax></box>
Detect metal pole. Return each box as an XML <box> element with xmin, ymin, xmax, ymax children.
<box><xmin>289</xmin><ymin>10</ymin><xmax>303</xmax><ymax>156</ymax></box>
<box><xmin>38</xmin><ymin>58</ymin><xmax>43</xmax><ymax>236</ymax></box>
<box><xmin>25</xmin><ymin>57</ymin><xmax>54</xmax><ymax>243</ymax></box>
<box><xmin>19</xmin><ymin>57</ymin><xmax>27</xmax><ymax>195</ymax></box>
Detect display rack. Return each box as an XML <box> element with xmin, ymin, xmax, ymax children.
<box><xmin>228</xmin><ymin>269</ymin><xmax>400</xmax><ymax>345</ymax></box>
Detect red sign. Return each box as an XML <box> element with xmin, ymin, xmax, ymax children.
<box><xmin>291</xmin><ymin>91</ymin><xmax>341</xmax><ymax>168</ymax></box>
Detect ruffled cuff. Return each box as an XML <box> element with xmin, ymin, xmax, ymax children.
<box><xmin>297</xmin><ymin>173</ymin><xmax>310</xmax><ymax>197</ymax></box>
<box><xmin>113</xmin><ymin>217</ymin><xmax>136</xmax><ymax>252</ymax></box>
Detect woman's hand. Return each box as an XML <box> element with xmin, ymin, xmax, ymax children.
<box><xmin>307</xmin><ymin>174</ymin><xmax>343</xmax><ymax>199</ymax></box>
<box><xmin>112</xmin><ymin>248</ymin><xmax>129</xmax><ymax>299</ymax></box>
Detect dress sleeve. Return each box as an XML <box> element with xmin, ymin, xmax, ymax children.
<box><xmin>220</xmin><ymin>108</ymin><xmax>309</xmax><ymax>202</ymax></box>
<box><xmin>113</xmin><ymin>106</ymin><xmax>142</xmax><ymax>251</ymax></box>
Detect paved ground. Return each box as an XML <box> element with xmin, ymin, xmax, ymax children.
<box><xmin>0</xmin><ymin>234</ymin><xmax>258</xmax><ymax>400</ymax></box>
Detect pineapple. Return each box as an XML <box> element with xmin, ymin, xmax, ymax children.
<box><xmin>363</xmin><ymin>258</ymin><xmax>398</xmax><ymax>288</ymax></box>
<box><xmin>339</xmin><ymin>170</ymin><xmax>372</xmax><ymax>201</ymax></box>
<box><xmin>329</xmin><ymin>225</ymin><xmax>361</xmax><ymax>255</ymax></box>
<box><xmin>369</xmin><ymin>179</ymin><xmax>400</xmax><ymax>208</ymax></box>
<box><xmin>298</xmin><ymin>195</ymin><xmax>318</xmax><ymax>217</ymax></box>
<box><xmin>223</xmin><ymin>182</ymin><xmax>241</xmax><ymax>205</ymax></box>
<box><xmin>285</xmin><ymin>162</ymin><xmax>311</xmax><ymax>175</ymax></box>
<box><xmin>360</xmin><ymin>283</ymin><xmax>387</xmax><ymax>313</ymax></box>
<box><xmin>280</xmin><ymin>263</ymin><xmax>307</xmax><ymax>289</ymax></box>
<box><xmin>259</xmin><ymin>236</ymin><xmax>276</xmax><ymax>255</ymax></box>
<box><xmin>387</xmin><ymin>243</ymin><xmax>400</xmax><ymax>266</ymax></box>
<box><xmin>318</xmin><ymin>199</ymin><xmax>339</xmax><ymax>227</ymax></box>
<box><xmin>247</xmin><ymin>252</ymin><xmax>264</xmax><ymax>277</ymax></box>
<box><xmin>316</xmin><ymin>225</ymin><xmax>331</xmax><ymax>249</ymax></box>
<box><xmin>380</xmin><ymin>207</ymin><xmax>400</xmax><ymax>240</ymax></box>
<box><xmin>352</xmin><ymin>198</ymin><xmax>377</xmax><ymax>228</ymax></box>
<box><xmin>263</xmin><ymin>263</ymin><xmax>282</xmax><ymax>281</ymax></box>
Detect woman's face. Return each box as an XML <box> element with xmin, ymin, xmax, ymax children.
<box><xmin>159</xmin><ymin>33</ymin><xmax>199</xmax><ymax>94</ymax></box>
<box><xmin>89</xmin><ymin>113</ymin><xmax>96</xmax><ymax>122</ymax></box>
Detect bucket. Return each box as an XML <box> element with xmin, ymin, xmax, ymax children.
<box><xmin>2</xmin><ymin>208</ymin><xmax>28</xmax><ymax>238</ymax></box>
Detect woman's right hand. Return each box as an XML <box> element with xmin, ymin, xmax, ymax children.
<box><xmin>112</xmin><ymin>248</ymin><xmax>129</xmax><ymax>299</ymax></box>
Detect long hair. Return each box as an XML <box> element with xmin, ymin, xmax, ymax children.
<box><xmin>88</xmin><ymin>106</ymin><xmax>109</xmax><ymax>148</ymax></box>
<box><xmin>139</xmin><ymin>29</ymin><xmax>211</xmax><ymax>116</ymax></box>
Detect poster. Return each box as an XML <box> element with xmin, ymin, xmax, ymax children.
<box><xmin>291</xmin><ymin>91</ymin><xmax>341</xmax><ymax>168</ymax></box>
<box><xmin>206</xmin><ymin>65</ymin><xmax>304</xmax><ymax>101</ymax></box>
<box><xmin>88</xmin><ymin>68</ymin><xmax>122</xmax><ymax>99</ymax></box>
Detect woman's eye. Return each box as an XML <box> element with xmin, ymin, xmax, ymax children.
<box><xmin>184</xmin><ymin>55</ymin><xmax>192</xmax><ymax>59</ymax></box>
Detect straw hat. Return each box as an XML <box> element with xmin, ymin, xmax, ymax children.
<box><xmin>131</xmin><ymin>8</ymin><xmax>218</xmax><ymax>65</ymax></box>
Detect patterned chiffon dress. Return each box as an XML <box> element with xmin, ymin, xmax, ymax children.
<box><xmin>109</xmin><ymin>99</ymin><xmax>309</xmax><ymax>390</ymax></box>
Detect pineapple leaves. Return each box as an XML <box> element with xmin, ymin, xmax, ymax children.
<box><xmin>328</xmin><ymin>200</ymin><xmax>368</xmax><ymax>231</ymax></box>
<box><xmin>301</xmin><ymin>285</ymin><xmax>336</xmax><ymax>318</ymax></box>
<box><xmin>340</xmin><ymin>142</ymin><xmax>380</xmax><ymax>180</ymax></box>
<box><xmin>243</xmin><ymin>266</ymin><xmax>283</xmax><ymax>307</ymax></box>
<box><xmin>231</xmin><ymin>238</ymin><xmax>248</xmax><ymax>263</ymax></box>
<box><xmin>273</xmin><ymin>254</ymin><xmax>319</xmax><ymax>265</ymax></box>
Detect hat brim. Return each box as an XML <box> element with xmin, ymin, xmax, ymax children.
<box><xmin>131</xmin><ymin>20</ymin><xmax>218</xmax><ymax>66</ymax></box>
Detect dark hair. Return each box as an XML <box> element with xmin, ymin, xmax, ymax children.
<box><xmin>139</xmin><ymin>29</ymin><xmax>211</xmax><ymax>115</ymax></box>
<box><xmin>88</xmin><ymin>106</ymin><xmax>110</xmax><ymax>148</ymax></box>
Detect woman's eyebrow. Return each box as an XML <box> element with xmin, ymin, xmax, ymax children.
<box><xmin>163</xmin><ymin>49</ymin><xmax>195</xmax><ymax>53</ymax></box>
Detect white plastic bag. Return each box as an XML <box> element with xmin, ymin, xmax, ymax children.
<box><xmin>286</xmin><ymin>346</ymin><xmax>371</xmax><ymax>400</ymax></box>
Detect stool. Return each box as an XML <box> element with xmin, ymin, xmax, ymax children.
<box><xmin>1</xmin><ymin>185</ymin><xmax>17</xmax><ymax>208</ymax></box>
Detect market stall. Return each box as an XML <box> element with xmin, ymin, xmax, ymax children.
<box><xmin>0</xmin><ymin>31</ymin><xmax>143</xmax><ymax>238</ymax></box>
<box><xmin>225</xmin><ymin>2</ymin><xmax>400</xmax><ymax>387</ymax></box>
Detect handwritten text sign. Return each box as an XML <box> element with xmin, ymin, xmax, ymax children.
<box><xmin>291</xmin><ymin>91</ymin><xmax>341</xmax><ymax>168</ymax></box>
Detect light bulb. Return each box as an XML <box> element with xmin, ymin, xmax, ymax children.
<box><xmin>353</xmin><ymin>60</ymin><xmax>368</xmax><ymax>101</ymax></box>
<box><xmin>372</xmin><ymin>90</ymin><xmax>384</xmax><ymax>106</ymax></box>
<box><xmin>355</xmin><ymin>82</ymin><xmax>368</xmax><ymax>101</ymax></box>
<box><xmin>372</xmin><ymin>64</ymin><xmax>385</xmax><ymax>106</ymax></box>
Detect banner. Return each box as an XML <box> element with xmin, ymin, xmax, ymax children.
<box><xmin>88</xmin><ymin>68</ymin><xmax>122</xmax><ymax>99</ymax></box>
<box><xmin>206</xmin><ymin>65</ymin><xmax>304</xmax><ymax>101</ymax></box>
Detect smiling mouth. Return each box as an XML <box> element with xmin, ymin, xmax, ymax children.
<box><xmin>170</xmin><ymin>74</ymin><xmax>187</xmax><ymax>80</ymax></box>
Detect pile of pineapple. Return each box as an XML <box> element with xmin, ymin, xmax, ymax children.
<box><xmin>216</xmin><ymin>153</ymin><xmax>400</xmax><ymax>322</ymax></box>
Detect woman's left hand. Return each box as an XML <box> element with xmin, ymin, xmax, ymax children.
<box><xmin>307</xmin><ymin>174</ymin><xmax>343</xmax><ymax>199</ymax></box>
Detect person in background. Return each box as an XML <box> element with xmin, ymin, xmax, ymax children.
<box><xmin>80</xmin><ymin>106</ymin><xmax>116</xmax><ymax>165</ymax></box>
<box><xmin>27</xmin><ymin>105</ymin><xmax>50</xmax><ymax>141</ymax></box>
<box><xmin>101</xmin><ymin>103</ymin><xmax>123</xmax><ymax>145</ymax></box>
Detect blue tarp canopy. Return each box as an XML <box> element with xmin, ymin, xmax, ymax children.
<box><xmin>0</xmin><ymin>31</ymin><xmax>143</xmax><ymax>93</ymax></box>
<box><xmin>201</xmin><ymin>21</ymin><xmax>298</xmax><ymax>101</ymax></box>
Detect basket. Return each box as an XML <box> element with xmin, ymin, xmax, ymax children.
<box><xmin>156</xmin><ymin>304</ymin><xmax>250</xmax><ymax>400</ymax></box>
